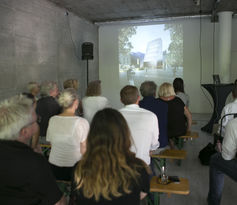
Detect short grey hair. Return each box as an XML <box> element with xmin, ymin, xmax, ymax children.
<box><xmin>0</xmin><ymin>95</ymin><xmax>34</xmax><ymax>140</ymax></box>
<box><xmin>40</xmin><ymin>81</ymin><xmax>57</xmax><ymax>97</ymax></box>
<box><xmin>140</xmin><ymin>81</ymin><xmax>157</xmax><ymax>97</ymax></box>
<box><xmin>27</xmin><ymin>82</ymin><xmax>39</xmax><ymax>93</ymax></box>
<box><xmin>58</xmin><ymin>88</ymin><xmax>78</xmax><ymax>109</ymax></box>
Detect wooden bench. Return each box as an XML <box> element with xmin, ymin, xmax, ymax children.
<box><xmin>149</xmin><ymin>176</ymin><xmax>190</xmax><ymax>205</ymax></box>
<box><xmin>177</xmin><ymin>131</ymin><xmax>199</xmax><ymax>149</ymax></box>
<box><xmin>40</xmin><ymin>144</ymin><xmax>51</xmax><ymax>156</ymax></box>
<box><xmin>151</xmin><ymin>149</ymin><xmax>187</xmax><ymax>171</ymax></box>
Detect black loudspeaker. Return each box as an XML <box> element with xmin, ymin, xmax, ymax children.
<box><xmin>82</xmin><ymin>42</ymin><xmax>93</xmax><ymax>60</ymax></box>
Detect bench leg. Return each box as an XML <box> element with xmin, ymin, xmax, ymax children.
<box><xmin>154</xmin><ymin>192</ymin><xmax>160</xmax><ymax>205</ymax></box>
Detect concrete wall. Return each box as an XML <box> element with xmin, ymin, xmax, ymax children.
<box><xmin>0</xmin><ymin>0</ymin><xmax>98</xmax><ymax>100</ymax></box>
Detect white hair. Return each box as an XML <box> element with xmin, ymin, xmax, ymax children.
<box><xmin>40</xmin><ymin>81</ymin><xmax>57</xmax><ymax>97</ymax></box>
<box><xmin>27</xmin><ymin>82</ymin><xmax>39</xmax><ymax>93</ymax></box>
<box><xmin>0</xmin><ymin>95</ymin><xmax>34</xmax><ymax>140</ymax></box>
<box><xmin>58</xmin><ymin>88</ymin><xmax>78</xmax><ymax>109</ymax></box>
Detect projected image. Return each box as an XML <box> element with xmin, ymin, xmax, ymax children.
<box><xmin>119</xmin><ymin>24</ymin><xmax>183</xmax><ymax>86</ymax></box>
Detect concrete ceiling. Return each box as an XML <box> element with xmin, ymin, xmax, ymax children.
<box><xmin>48</xmin><ymin>0</ymin><xmax>237</xmax><ymax>23</ymax></box>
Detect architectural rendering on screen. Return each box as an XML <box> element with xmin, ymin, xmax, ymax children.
<box><xmin>119</xmin><ymin>24</ymin><xmax>183</xmax><ymax>86</ymax></box>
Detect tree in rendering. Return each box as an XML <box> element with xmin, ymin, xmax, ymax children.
<box><xmin>164</xmin><ymin>24</ymin><xmax>183</xmax><ymax>75</ymax></box>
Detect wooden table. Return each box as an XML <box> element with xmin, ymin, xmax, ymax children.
<box><xmin>151</xmin><ymin>149</ymin><xmax>187</xmax><ymax>169</ymax></box>
<box><xmin>149</xmin><ymin>176</ymin><xmax>190</xmax><ymax>205</ymax></box>
<box><xmin>152</xmin><ymin>149</ymin><xmax>187</xmax><ymax>160</ymax></box>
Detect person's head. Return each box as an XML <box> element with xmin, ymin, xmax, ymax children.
<box><xmin>74</xmin><ymin>108</ymin><xmax>144</xmax><ymax>201</ymax></box>
<box><xmin>0</xmin><ymin>95</ymin><xmax>38</xmax><ymax>143</ymax></box>
<box><xmin>120</xmin><ymin>85</ymin><xmax>140</xmax><ymax>105</ymax></box>
<box><xmin>40</xmin><ymin>81</ymin><xmax>59</xmax><ymax>98</ymax></box>
<box><xmin>232</xmin><ymin>84</ymin><xmax>237</xmax><ymax>99</ymax></box>
<box><xmin>27</xmin><ymin>82</ymin><xmax>40</xmax><ymax>96</ymax></box>
<box><xmin>86</xmin><ymin>80</ymin><xmax>101</xmax><ymax>96</ymax></box>
<box><xmin>158</xmin><ymin>82</ymin><xmax>176</xmax><ymax>98</ymax></box>
<box><xmin>58</xmin><ymin>88</ymin><xmax>79</xmax><ymax>110</ymax></box>
<box><xmin>140</xmin><ymin>81</ymin><xmax>157</xmax><ymax>97</ymax></box>
<box><xmin>173</xmin><ymin>78</ymin><xmax>184</xmax><ymax>93</ymax></box>
<box><xmin>63</xmin><ymin>79</ymin><xmax>79</xmax><ymax>91</ymax></box>
<box><xmin>235</xmin><ymin>79</ymin><xmax>237</xmax><ymax>85</ymax></box>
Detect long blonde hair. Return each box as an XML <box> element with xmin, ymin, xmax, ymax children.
<box><xmin>74</xmin><ymin>108</ymin><xmax>147</xmax><ymax>201</ymax></box>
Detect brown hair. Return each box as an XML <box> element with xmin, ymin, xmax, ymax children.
<box><xmin>74</xmin><ymin>108</ymin><xmax>147</xmax><ymax>201</ymax></box>
<box><xmin>120</xmin><ymin>85</ymin><xmax>139</xmax><ymax>105</ymax></box>
<box><xmin>86</xmin><ymin>80</ymin><xmax>101</xmax><ymax>96</ymax></box>
<box><xmin>63</xmin><ymin>79</ymin><xmax>79</xmax><ymax>90</ymax></box>
<box><xmin>232</xmin><ymin>83</ymin><xmax>237</xmax><ymax>98</ymax></box>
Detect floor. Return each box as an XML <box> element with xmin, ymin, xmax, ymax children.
<box><xmin>157</xmin><ymin>114</ymin><xmax>237</xmax><ymax>205</ymax></box>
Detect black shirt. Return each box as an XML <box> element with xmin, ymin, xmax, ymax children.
<box><xmin>161</xmin><ymin>97</ymin><xmax>187</xmax><ymax>138</ymax></box>
<box><xmin>36</xmin><ymin>96</ymin><xmax>61</xmax><ymax>136</ymax></box>
<box><xmin>139</xmin><ymin>96</ymin><xmax>169</xmax><ymax>148</ymax></box>
<box><xmin>70</xmin><ymin>163</ymin><xmax>149</xmax><ymax>205</ymax></box>
<box><xmin>0</xmin><ymin>140</ymin><xmax>62</xmax><ymax>205</ymax></box>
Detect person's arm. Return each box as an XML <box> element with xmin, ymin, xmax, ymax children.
<box><xmin>80</xmin><ymin>140</ymin><xmax>86</xmax><ymax>155</ymax></box>
<box><xmin>140</xmin><ymin>192</ymin><xmax>147</xmax><ymax>200</ymax></box>
<box><xmin>55</xmin><ymin>196</ymin><xmax>67</xmax><ymax>205</ymax></box>
<box><xmin>32</xmin><ymin>126</ymin><xmax>40</xmax><ymax>149</ymax></box>
<box><xmin>222</xmin><ymin>120</ymin><xmax>237</xmax><ymax>160</ymax></box>
<box><xmin>184</xmin><ymin>106</ymin><xmax>192</xmax><ymax>132</ymax></box>
<box><xmin>150</xmin><ymin>115</ymin><xmax>159</xmax><ymax>150</ymax></box>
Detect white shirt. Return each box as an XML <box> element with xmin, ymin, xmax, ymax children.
<box><xmin>218</xmin><ymin>99</ymin><xmax>237</xmax><ymax>136</ymax></box>
<box><xmin>120</xmin><ymin>104</ymin><xmax>159</xmax><ymax>165</ymax></box>
<box><xmin>222</xmin><ymin>118</ymin><xmax>237</xmax><ymax>160</ymax></box>
<box><xmin>46</xmin><ymin>116</ymin><xmax>89</xmax><ymax>167</ymax></box>
<box><xmin>82</xmin><ymin>96</ymin><xmax>109</xmax><ymax>123</ymax></box>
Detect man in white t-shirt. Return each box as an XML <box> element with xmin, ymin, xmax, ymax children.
<box><xmin>208</xmin><ymin>118</ymin><xmax>237</xmax><ymax>205</ymax></box>
<box><xmin>218</xmin><ymin>84</ymin><xmax>237</xmax><ymax>136</ymax></box>
<box><xmin>119</xmin><ymin>85</ymin><xmax>159</xmax><ymax>165</ymax></box>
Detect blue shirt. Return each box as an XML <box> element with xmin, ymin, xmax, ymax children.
<box><xmin>139</xmin><ymin>96</ymin><xmax>168</xmax><ymax>148</ymax></box>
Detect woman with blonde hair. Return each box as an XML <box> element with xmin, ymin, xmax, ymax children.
<box><xmin>70</xmin><ymin>108</ymin><xmax>149</xmax><ymax>205</ymax></box>
<box><xmin>158</xmin><ymin>82</ymin><xmax>192</xmax><ymax>149</ymax></box>
<box><xmin>63</xmin><ymin>79</ymin><xmax>83</xmax><ymax>116</ymax></box>
<box><xmin>46</xmin><ymin>88</ymin><xmax>89</xmax><ymax>181</ymax></box>
<box><xmin>82</xmin><ymin>80</ymin><xmax>109</xmax><ymax>123</ymax></box>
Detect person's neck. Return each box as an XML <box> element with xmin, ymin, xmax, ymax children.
<box><xmin>161</xmin><ymin>96</ymin><xmax>175</xmax><ymax>101</ymax></box>
<box><xmin>60</xmin><ymin>108</ymin><xmax>75</xmax><ymax>116</ymax></box>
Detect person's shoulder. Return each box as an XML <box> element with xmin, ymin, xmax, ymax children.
<box><xmin>139</xmin><ymin>107</ymin><xmax>157</xmax><ymax>118</ymax></box>
<box><xmin>75</xmin><ymin>116</ymin><xmax>89</xmax><ymax>124</ymax></box>
<box><xmin>174</xmin><ymin>96</ymin><xmax>185</xmax><ymax>105</ymax></box>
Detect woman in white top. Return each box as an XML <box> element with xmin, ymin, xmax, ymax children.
<box><xmin>46</xmin><ymin>88</ymin><xmax>89</xmax><ymax>181</ymax></box>
<box><xmin>82</xmin><ymin>80</ymin><xmax>109</xmax><ymax>123</ymax></box>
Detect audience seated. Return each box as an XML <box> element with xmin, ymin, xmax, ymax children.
<box><xmin>0</xmin><ymin>95</ymin><xmax>65</xmax><ymax>205</ymax></box>
<box><xmin>82</xmin><ymin>80</ymin><xmax>109</xmax><ymax>123</ymax></box>
<box><xmin>46</xmin><ymin>88</ymin><xmax>89</xmax><ymax>181</ymax></box>
<box><xmin>139</xmin><ymin>81</ymin><xmax>168</xmax><ymax>150</ymax></box>
<box><xmin>119</xmin><ymin>85</ymin><xmax>159</xmax><ymax>165</ymax></box>
<box><xmin>63</xmin><ymin>79</ymin><xmax>83</xmax><ymax>116</ymax></box>
<box><xmin>173</xmin><ymin>77</ymin><xmax>189</xmax><ymax>107</ymax></box>
<box><xmin>34</xmin><ymin>81</ymin><xmax>61</xmax><ymax>148</ymax></box>
<box><xmin>208</xmin><ymin>118</ymin><xmax>237</xmax><ymax>205</ymax></box>
<box><xmin>70</xmin><ymin>108</ymin><xmax>149</xmax><ymax>205</ymax></box>
<box><xmin>27</xmin><ymin>81</ymin><xmax>40</xmax><ymax>100</ymax></box>
<box><xmin>159</xmin><ymin>82</ymin><xmax>192</xmax><ymax>149</ymax></box>
<box><xmin>217</xmin><ymin>84</ymin><xmax>237</xmax><ymax>137</ymax></box>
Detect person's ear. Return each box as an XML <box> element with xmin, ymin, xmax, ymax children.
<box><xmin>20</xmin><ymin>127</ymin><xmax>28</xmax><ymax>137</ymax></box>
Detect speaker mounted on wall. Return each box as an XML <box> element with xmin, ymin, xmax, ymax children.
<box><xmin>82</xmin><ymin>42</ymin><xmax>93</xmax><ymax>60</ymax></box>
